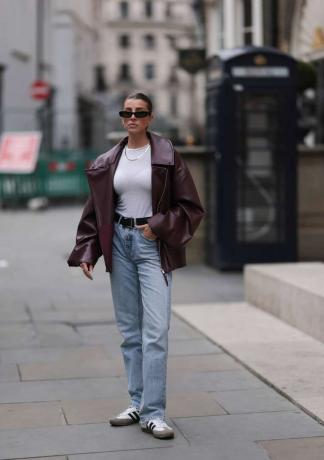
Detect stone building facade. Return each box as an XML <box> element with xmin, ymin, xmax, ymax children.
<box><xmin>0</xmin><ymin>0</ymin><xmax>104</xmax><ymax>151</ymax></box>
<box><xmin>101</xmin><ymin>0</ymin><xmax>205</xmax><ymax>144</ymax></box>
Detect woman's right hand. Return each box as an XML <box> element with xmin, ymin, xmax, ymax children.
<box><xmin>80</xmin><ymin>262</ymin><xmax>94</xmax><ymax>280</ymax></box>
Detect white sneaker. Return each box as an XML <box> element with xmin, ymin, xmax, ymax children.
<box><xmin>140</xmin><ymin>418</ymin><xmax>174</xmax><ymax>439</ymax></box>
<box><xmin>109</xmin><ymin>405</ymin><xmax>140</xmax><ymax>426</ymax></box>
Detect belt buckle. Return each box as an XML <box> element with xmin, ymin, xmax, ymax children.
<box><xmin>126</xmin><ymin>217</ymin><xmax>134</xmax><ymax>228</ymax></box>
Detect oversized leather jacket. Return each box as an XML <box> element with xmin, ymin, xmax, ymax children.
<box><xmin>67</xmin><ymin>131</ymin><xmax>205</xmax><ymax>276</ymax></box>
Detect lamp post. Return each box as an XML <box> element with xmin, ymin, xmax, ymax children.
<box><xmin>0</xmin><ymin>65</ymin><xmax>5</xmax><ymax>135</ymax></box>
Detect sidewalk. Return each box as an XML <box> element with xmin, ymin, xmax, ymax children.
<box><xmin>1</xmin><ymin>206</ymin><xmax>324</xmax><ymax>459</ymax></box>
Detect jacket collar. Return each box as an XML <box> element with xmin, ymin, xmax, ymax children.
<box><xmin>87</xmin><ymin>131</ymin><xmax>174</xmax><ymax>170</ymax></box>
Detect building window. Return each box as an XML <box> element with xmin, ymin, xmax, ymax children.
<box><xmin>143</xmin><ymin>34</ymin><xmax>155</xmax><ymax>49</ymax></box>
<box><xmin>165</xmin><ymin>2</ymin><xmax>172</xmax><ymax>18</ymax></box>
<box><xmin>144</xmin><ymin>63</ymin><xmax>155</xmax><ymax>80</ymax></box>
<box><xmin>119</xmin><ymin>34</ymin><xmax>130</xmax><ymax>48</ymax></box>
<box><xmin>243</xmin><ymin>0</ymin><xmax>253</xmax><ymax>45</ymax></box>
<box><xmin>170</xmin><ymin>94</ymin><xmax>177</xmax><ymax>116</ymax></box>
<box><xmin>145</xmin><ymin>0</ymin><xmax>153</xmax><ymax>18</ymax></box>
<box><xmin>120</xmin><ymin>1</ymin><xmax>129</xmax><ymax>19</ymax></box>
<box><xmin>119</xmin><ymin>63</ymin><xmax>131</xmax><ymax>81</ymax></box>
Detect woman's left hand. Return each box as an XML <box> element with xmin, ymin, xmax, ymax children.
<box><xmin>136</xmin><ymin>223</ymin><xmax>157</xmax><ymax>240</ymax></box>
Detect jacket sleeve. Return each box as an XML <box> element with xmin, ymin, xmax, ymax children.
<box><xmin>148</xmin><ymin>150</ymin><xmax>205</xmax><ymax>248</ymax></box>
<box><xmin>67</xmin><ymin>194</ymin><xmax>102</xmax><ymax>267</ymax></box>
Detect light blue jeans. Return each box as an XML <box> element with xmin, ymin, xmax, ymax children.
<box><xmin>110</xmin><ymin>221</ymin><xmax>172</xmax><ymax>422</ymax></box>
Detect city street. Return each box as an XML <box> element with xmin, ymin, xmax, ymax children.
<box><xmin>1</xmin><ymin>205</ymin><xmax>324</xmax><ymax>459</ymax></box>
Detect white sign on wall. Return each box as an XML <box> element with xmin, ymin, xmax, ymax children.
<box><xmin>0</xmin><ymin>131</ymin><xmax>42</xmax><ymax>173</ymax></box>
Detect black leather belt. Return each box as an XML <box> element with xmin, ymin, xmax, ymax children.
<box><xmin>114</xmin><ymin>212</ymin><xmax>149</xmax><ymax>228</ymax></box>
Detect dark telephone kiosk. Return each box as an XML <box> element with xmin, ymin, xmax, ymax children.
<box><xmin>205</xmin><ymin>47</ymin><xmax>297</xmax><ymax>269</ymax></box>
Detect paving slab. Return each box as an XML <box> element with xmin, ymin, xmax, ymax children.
<box><xmin>0</xmin><ymin>306</ymin><xmax>30</xmax><ymax>322</ymax></box>
<box><xmin>61</xmin><ymin>391</ymin><xmax>226</xmax><ymax>424</ymax></box>
<box><xmin>53</xmin><ymin>299</ymin><xmax>113</xmax><ymax>310</ymax></box>
<box><xmin>167</xmin><ymin>369</ymin><xmax>267</xmax><ymax>393</ymax></box>
<box><xmin>167</xmin><ymin>353</ymin><xmax>240</xmax><ymax>373</ymax></box>
<box><xmin>19</xmin><ymin>357</ymin><xmax>124</xmax><ymax>381</ymax></box>
<box><xmin>0</xmin><ymin>363</ymin><xmax>20</xmax><ymax>382</ymax></box>
<box><xmin>24</xmin><ymin>297</ymin><xmax>61</xmax><ymax>310</ymax></box>
<box><xmin>35</xmin><ymin>324</ymin><xmax>82</xmax><ymax>347</ymax></box>
<box><xmin>0</xmin><ymin>402</ymin><xmax>65</xmax><ymax>429</ymax></box>
<box><xmin>168</xmin><ymin>391</ymin><xmax>226</xmax><ymax>417</ymax></box>
<box><xmin>175</xmin><ymin>412</ymin><xmax>324</xmax><ymax>444</ymax></box>
<box><xmin>0</xmin><ymin>324</ymin><xmax>37</xmax><ymax>348</ymax></box>
<box><xmin>68</xmin><ymin>441</ymin><xmax>270</xmax><ymax>460</ymax></box>
<box><xmin>62</xmin><ymin>397</ymin><xmax>130</xmax><ymax>424</ymax></box>
<box><xmin>29</xmin><ymin>307</ymin><xmax>115</xmax><ymax>324</ymax></box>
<box><xmin>168</xmin><ymin>316</ymin><xmax>202</xmax><ymax>340</ymax></box>
<box><xmin>17</xmin><ymin>457</ymin><xmax>66</xmax><ymax>460</ymax></box>
<box><xmin>75</xmin><ymin>325</ymin><xmax>121</xmax><ymax>347</ymax></box>
<box><xmin>0</xmin><ymin>422</ymin><xmax>185</xmax><ymax>459</ymax></box>
<box><xmin>0</xmin><ymin>345</ymin><xmax>108</xmax><ymax>364</ymax></box>
<box><xmin>168</xmin><ymin>338</ymin><xmax>223</xmax><ymax>355</ymax></box>
<box><xmin>211</xmin><ymin>388</ymin><xmax>300</xmax><ymax>414</ymax></box>
<box><xmin>0</xmin><ymin>377</ymin><xmax>128</xmax><ymax>403</ymax></box>
<box><xmin>172</xmin><ymin>264</ymin><xmax>244</xmax><ymax>304</ymax></box>
<box><xmin>173</xmin><ymin>301</ymin><xmax>324</xmax><ymax>423</ymax></box>
<box><xmin>0</xmin><ymin>299</ymin><xmax>28</xmax><ymax>309</ymax></box>
<box><xmin>3</xmin><ymin>207</ymin><xmax>324</xmax><ymax>460</ymax></box>
<box><xmin>259</xmin><ymin>436</ymin><xmax>324</xmax><ymax>460</ymax></box>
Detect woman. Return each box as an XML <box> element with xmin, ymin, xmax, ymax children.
<box><xmin>68</xmin><ymin>92</ymin><xmax>204</xmax><ymax>439</ymax></box>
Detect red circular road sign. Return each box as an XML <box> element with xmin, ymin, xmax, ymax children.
<box><xmin>30</xmin><ymin>79</ymin><xmax>51</xmax><ymax>100</ymax></box>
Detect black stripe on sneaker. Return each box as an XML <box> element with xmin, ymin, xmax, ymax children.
<box><xmin>129</xmin><ymin>412</ymin><xmax>137</xmax><ymax>421</ymax></box>
<box><xmin>148</xmin><ymin>421</ymin><xmax>156</xmax><ymax>431</ymax></box>
<box><xmin>133</xmin><ymin>411</ymin><xmax>140</xmax><ymax>421</ymax></box>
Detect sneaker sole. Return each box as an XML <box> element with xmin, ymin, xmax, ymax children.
<box><xmin>141</xmin><ymin>426</ymin><xmax>174</xmax><ymax>439</ymax></box>
<box><xmin>110</xmin><ymin>418</ymin><xmax>139</xmax><ymax>426</ymax></box>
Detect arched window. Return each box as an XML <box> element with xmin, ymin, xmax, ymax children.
<box><xmin>143</xmin><ymin>34</ymin><xmax>155</xmax><ymax>49</ymax></box>
<box><xmin>145</xmin><ymin>0</ymin><xmax>153</xmax><ymax>18</ymax></box>
<box><xmin>165</xmin><ymin>2</ymin><xmax>172</xmax><ymax>18</ymax></box>
<box><xmin>119</xmin><ymin>34</ymin><xmax>130</xmax><ymax>48</ymax></box>
<box><xmin>144</xmin><ymin>63</ymin><xmax>155</xmax><ymax>80</ymax></box>
<box><xmin>120</xmin><ymin>1</ymin><xmax>129</xmax><ymax>19</ymax></box>
<box><xmin>119</xmin><ymin>63</ymin><xmax>132</xmax><ymax>81</ymax></box>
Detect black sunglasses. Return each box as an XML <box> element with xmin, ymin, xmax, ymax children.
<box><xmin>119</xmin><ymin>110</ymin><xmax>151</xmax><ymax>118</ymax></box>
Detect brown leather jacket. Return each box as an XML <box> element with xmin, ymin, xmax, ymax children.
<box><xmin>67</xmin><ymin>131</ymin><xmax>205</xmax><ymax>274</ymax></box>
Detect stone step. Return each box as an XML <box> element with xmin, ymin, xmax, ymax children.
<box><xmin>173</xmin><ymin>301</ymin><xmax>324</xmax><ymax>424</ymax></box>
<box><xmin>244</xmin><ymin>262</ymin><xmax>324</xmax><ymax>343</ymax></box>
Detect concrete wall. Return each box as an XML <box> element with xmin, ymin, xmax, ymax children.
<box><xmin>177</xmin><ymin>147</ymin><xmax>207</xmax><ymax>265</ymax></box>
<box><xmin>298</xmin><ymin>145</ymin><xmax>324</xmax><ymax>261</ymax></box>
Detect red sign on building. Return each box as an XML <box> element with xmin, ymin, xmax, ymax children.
<box><xmin>0</xmin><ymin>132</ymin><xmax>42</xmax><ymax>173</ymax></box>
<box><xmin>30</xmin><ymin>80</ymin><xmax>50</xmax><ymax>100</ymax></box>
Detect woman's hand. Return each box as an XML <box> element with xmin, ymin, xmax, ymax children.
<box><xmin>136</xmin><ymin>223</ymin><xmax>157</xmax><ymax>240</ymax></box>
<box><xmin>80</xmin><ymin>262</ymin><xmax>94</xmax><ymax>280</ymax></box>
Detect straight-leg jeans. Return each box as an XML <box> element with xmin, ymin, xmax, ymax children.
<box><xmin>109</xmin><ymin>222</ymin><xmax>172</xmax><ymax>422</ymax></box>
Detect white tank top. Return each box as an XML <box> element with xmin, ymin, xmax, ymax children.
<box><xmin>113</xmin><ymin>143</ymin><xmax>152</xmax><ymax>218</ymax></box>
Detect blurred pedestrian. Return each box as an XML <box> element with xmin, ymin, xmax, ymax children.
<box><xmin>68</xmin><ymin>92</ymin><xmax>204</xmax><ymax>439</ymax></box>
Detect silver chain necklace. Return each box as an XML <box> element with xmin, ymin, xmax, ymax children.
<box><xmin>124</xmin><ymin>143</ymin><xmax>150</xmax><ymax>161</ymax></box>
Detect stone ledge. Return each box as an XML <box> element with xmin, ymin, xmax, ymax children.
<box><xmin>244</xmin><ymin>262</ymin><xmax>324</xmax><ymax>343</ymax></box>
<box><xmin>173</xmin><ymin>301</ymin><xmax>324</xmax><ymax>425</ymax></box>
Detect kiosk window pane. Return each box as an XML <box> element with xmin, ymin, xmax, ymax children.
<box><xmin>234</xmin><ymin>91</ymin><xmax>285</xmax><ymax>243</ymax></box>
